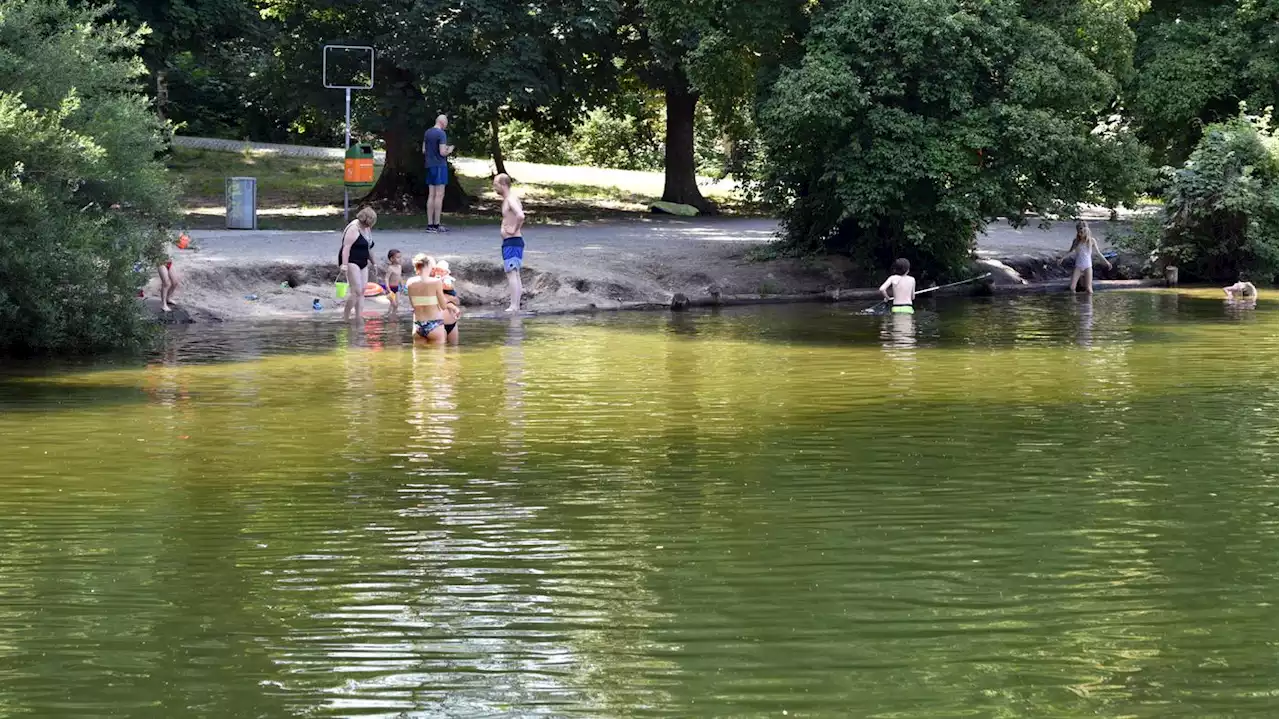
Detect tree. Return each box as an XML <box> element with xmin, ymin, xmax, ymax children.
<box><xmin>97</xmin><ymin>0</ymin><xmax>263</xmax><ymax>121</ymax></box>
<box><xmin>615</xmin><ymin>0</ymin><xmax>808</xmax><ymax>214</ymax></box>
<box><xmin>264</xmin><ymin>0</ymin><xmax>618</xmax><ymax>211</ymax></box>
<box><xmin>412</xmin><ymin>0</ymin><xmax>619</xmax><ymax>176</ymax></box>
<box><xmin>1128</xmin><ymin>0</ymin><xmax>1279</xmax><ymax>166</ymax></box>
<box><xmin>758</xmin><ymin>0</ymin><xmax>1148</xmax><ymax>276</ymax></box>
<box><xmin>0</xmin><ymin>0</ymin><xmax>178</xmax><ymax>355</ymax></box>
<box><xmin>1132</xmin><ymin>111</ymin><xmax>1277</xmax><ymax>281</ymax></box>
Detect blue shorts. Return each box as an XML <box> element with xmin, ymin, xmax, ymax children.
<box><xmin>502</xmin><ymin>237</ymin><xmax>524</xmax><ymax>273</ymax></box>
<box><xmin>425</xmin><ymin>165</ymin><xmax>448</xmax><ymax>186</ymax></box>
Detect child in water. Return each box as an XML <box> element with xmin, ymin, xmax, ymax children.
<box><xmin>879</xmin><ymin>258</ymin><xmax>917</xmax><ymax>313</ymax></box>
<box><xmin>1223</xmin><ymin>277</ymin><xmax>1258</xmax><ymax>301</ymax></box>
<box><xmin>382</xmin><ymin>249</ymin><xmax>403</xmax><ymax>314</ymax></box>
<box><xmin>431</xmin><ymin>260</ymin><xmax>462</xmax><ymax>343</ymax></box>
<box><xmin>1061</xmin><ymin>219</ymin><xmax>1111</xmax><ymax>293</ymax></box>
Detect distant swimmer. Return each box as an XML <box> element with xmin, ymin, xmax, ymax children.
<box><xmin>494</xmin><ymin>173</ymin><xmax>525</xmax><ymax>312</ymax></box>
<box><xmin>879</xmin><ymin>258</ymin><xmax>917</xmax><ymax>314</ymax></box>
<box><xmin>1061</xmin><ymin>219</ymin><xmax>1111</xmax><ymax>294</ymax></box>
<box><xmin>1223</xmin><ymin>278</ymin><xmax>1258</xmax><ymax>300</ymax></box>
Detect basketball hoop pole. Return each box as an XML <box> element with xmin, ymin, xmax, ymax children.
<box><xmin>344</xmin><ymin>87</ymin><xmax>351</xmax><ymax>222</ymax></box>
<box><xmin>323</xmin><ymin>44</ymin><xmax>374</xmax><ymax>224</ymax></box>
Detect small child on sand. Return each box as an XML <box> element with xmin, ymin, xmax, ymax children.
<box><xmin>382</xmin><ymin>249</ymin><xmax>403</xmax><ymax>314</ymax></box>
<box><xmin>879</xmin><ymin>258</ymin><xmax>917</xmax><ymax>314</ymax></box>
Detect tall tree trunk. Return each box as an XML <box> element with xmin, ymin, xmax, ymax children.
<box><xmin>489</xmin><ymin>115</ymin><xmax>507</xmax><ymax>176</ymax></box>
<box><xmin>662</xmin><ymin>85</ymin><xmax>717</xmax><ymax>214</ymax></box>
<box><xmin>361</xmin><ymin>67</ymin><xmax>469</xmax><ymax>212</ymax></box>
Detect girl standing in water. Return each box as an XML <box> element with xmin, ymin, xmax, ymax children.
<box><xmin>405</xmin><ymin>253</ymin><xmax>449</xmax><ymax>344</ymax></box>
<box><xmin>338</xmin><ymin>207</ymin><xmax>377</xmax><ymax>320</ymax></box>
<box><xmin>1061</xmin><ymin>219</ymin><xmax>1111</xmax><ymax>294</ymax></box>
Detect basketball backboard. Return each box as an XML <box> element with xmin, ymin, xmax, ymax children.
<box><xmin>323</xmin><ymin>45</ymin><xmax>374</xmax><ymax>89</ymax></box>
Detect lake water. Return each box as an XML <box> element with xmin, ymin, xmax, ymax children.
<box><xmin>1</xmin><ymin>290</ymin><xmax>1275</xmax><ymax>718</ymax></box>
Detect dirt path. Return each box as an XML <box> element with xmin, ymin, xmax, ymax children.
<box><xmin>160</xmin><ymin>215</ymin><xmax>1138</xmax><ymax>322</ymax></box>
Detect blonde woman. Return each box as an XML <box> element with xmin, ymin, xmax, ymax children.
<box><xmin>405</xmin><ymin>253</ymin><xmax>450</xmax><ymax>343</ymax></box>
<box><xmin>1061</xmin><ymin>219</ymin><xmax>1111</xmax><ymax>294</ymax></box>
<box><xmin>337</xmin><ymin>207</ymin><xmax>377</xmax><ymax>320</ymax></box>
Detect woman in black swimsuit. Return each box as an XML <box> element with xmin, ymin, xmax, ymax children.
<box><xmin>338</xmin><ymin>207</ymin><xmax>377</xmax><ymax>321</ymax></box>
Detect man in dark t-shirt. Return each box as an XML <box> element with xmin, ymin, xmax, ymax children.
<box><xmin>423</xmin><ymin>114</ymin><xmax>454</xmax><ymax>233</ymax></box>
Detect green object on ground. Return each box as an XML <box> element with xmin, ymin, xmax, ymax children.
<box><xmin>0</xmin><ymin>292</ymin><xmax>1275</xmax><ymax>716</ymax></box>
<box><xmin>343</xmin><ymin>143</ymin><xmax>376</xmax><ymax>191</ymax></box>
<box><xmin>650</xmin><ymin>200</ymin><xmax>699</xmax><ymax>216</ymax></box>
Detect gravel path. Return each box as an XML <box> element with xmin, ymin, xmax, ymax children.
<box><xmin>188</xmin><ymin>216</ymin><xmax>1126</xmax><ymax>266</ymax></box>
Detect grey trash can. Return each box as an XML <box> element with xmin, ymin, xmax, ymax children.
<box><xmin>226</xmin><ymin>177</ymin><xmax>258</xmax><ymax>230</ymax></box>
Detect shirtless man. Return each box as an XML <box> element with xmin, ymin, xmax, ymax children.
<box><xmin>494</xmin><ymin>173</ymin><xmax>525</xmax><ymax>312</ymax></box>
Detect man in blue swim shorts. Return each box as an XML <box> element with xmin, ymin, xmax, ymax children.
<box><xmin>494</xmin><ymin>173</ymin><xmax>525</xmax><ymax>312</ymax></box>
<box><xmin>423</xmin><ymin>115</ymin><xmax>455</xmax><ymax>233</ymax></box>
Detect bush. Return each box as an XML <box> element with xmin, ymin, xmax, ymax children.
<box><xmin>500</xmin><ymin>119</ymin><xmax>576</xmax><ymax>166</ymax></box>
<box><xmin>1152</xmin><ymin>111</ymin><xmax>1278</xmax><ymax>282</ymax></box>
<box><xmin>757</xmin><ymin>0</ymin><xmax>1148</xmax><ymax>278</ymax></box>
<box><xmin>571</xmin><ymin>108</ymin><xmax>664</xmax><ymax>171</ymax></box>
<box><xmin>0</xmin><ymin>0</ymin><xmax>177</xmax><ymax>355</ymax></box>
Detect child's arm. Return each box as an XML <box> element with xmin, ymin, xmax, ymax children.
<box><xmin>1094</xmin><ymin>239</ymin><xmax>1112</xmax><ymax>269</ymax></box>
<box><xmin>878</xmin><ymin>276</ymin><xmax>895</xmax><ymax>300</ymax></box>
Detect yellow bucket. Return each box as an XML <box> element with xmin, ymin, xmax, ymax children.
<box><xmin>335</xmin><ymin>281</ymin><xmax>349</xmax><ymax>299</ymax></box>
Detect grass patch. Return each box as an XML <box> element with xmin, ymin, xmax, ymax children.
<box><xmin>168</xmin><ymin>146</ymin><xmax>768</xmax><ymax>229</ymax></box>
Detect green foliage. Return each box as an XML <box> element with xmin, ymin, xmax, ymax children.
<box><xmin>500</xmin><ymin>95</ymin><xmax>728</xmax><ymax>176</ymax></box>
<box><xmin>498</xmin><ymin>120</ymin><xmax>576</xmax><ymax>166</ymax></box>
<box><xmin>759</xmin><ymin>0</ymin><xmax>1149</xmax><ymax>278</ymax></box>
<box><xmin>0</xmin><ymin>0</ymin><xmax>177</xmax><ymax>355</ymax></box>
<box><xmin>572</xmin><ymin>108</ymin><xmax>664</xmax><ymax>171</ymax></box>
<box><xmin>1128</xmin><ymin>0</ymin><xmax>1278</xmax><ymax>165</ymax></box>
<box><xmin>1149</xmin><ymin>111</ymin><xmax>1278</xmax><ymax>281</ymax></box>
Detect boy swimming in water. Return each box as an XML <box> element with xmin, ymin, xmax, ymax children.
<box><xmin>879</xmin><ymin>258</ymin><xmax>917</xmax><ymax>313</ymax></box>
<box><xmin>383</xmin><ymin>249</ymin><xmax>403</xmax><ymax>314</ymax></box>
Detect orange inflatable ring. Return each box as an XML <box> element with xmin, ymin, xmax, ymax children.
<box><xmin>363</xmin><ymin>282</ymin><xmax>384</xmax><ymax>297</ymax></box>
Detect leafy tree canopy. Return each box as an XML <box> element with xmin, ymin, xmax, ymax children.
<box><xmin>1128</xmin><ymin>0</ymin><xmax>1278</xmax><ymax>165</ymax></box>
<box><xmin>1155</xmin><ymin>110</ymin><xmax>1277</xmax><ymax>280</ymax></box>
<box><xmin>0</xmin><ymin>0</ymin><xmax>177</xmax><ymax>355</ymax></box>
<box><xmin>759</xmin><ymin>0</ymin><xmax>1149</xmax><ymax>277</ymax></box>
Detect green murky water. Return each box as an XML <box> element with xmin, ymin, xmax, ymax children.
<box><xmin>1</xmin><ymin>290</ymin><xmax>1276</xmax><ymax>718</ymax></box>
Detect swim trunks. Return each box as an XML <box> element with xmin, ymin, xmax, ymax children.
<box><xmin>425</xmin><ymin>165</ymin><xmax>449</xmax><ymax>187</ymax></box>
<box><xmin>891</xmin><ymin>305</ymin><xmax>915</xmax><ymax>314</ymax></box>
<box><xmin>414</xmin><ymin>319</ymin><xmax>444</xmax><ymax>338</ymax></box>
<box><xmin>443</xmin><ymin>322</ymin><xmax>456</xmax><ymax>335</ymax></box>
<box><xmin>382</xmin><ymin>284</ymin><xmax>400</xmax><ymax>295</ymax></box>
<box><xmin>502</xmin><ymin>236</ymin><xmax>524</xmax><ymax>273</ymax></box>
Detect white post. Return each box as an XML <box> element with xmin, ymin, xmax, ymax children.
<box><xmin>343</xmin><ymin>87</ymin><xmax>351</xmax><ymax>222</ymax></box>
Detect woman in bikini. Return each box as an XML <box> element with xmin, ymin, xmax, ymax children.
<box><xmin>338</xmin><ymin>207</ymin><xmax>377</xmax><ymax>320</ymax></box>
<box><xmin>405</xmin><ymin>253</ymin><xmax>450</xmax><ymax>344</ymax></box>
